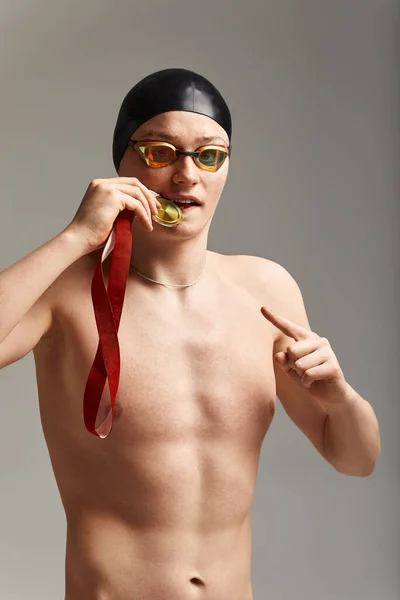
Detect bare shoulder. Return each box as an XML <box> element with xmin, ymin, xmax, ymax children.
<box><xmin>211</xmin><ymin>251</ymin><xmax>300</xmax><ymax>300</ymax></box>
<box><xmin>211</xmin><ymin>251</ymin><xmax>309</xmax><ymax>336</ymax></box>
<box><xmin>48</xmin><ymin>252</ymin><xmax>93</xmax><ymax>296</ymax></box>
<box><xmin>41</xmin><ymin>250</ymin><xmax>101</xmax><ymax>337</ymax></box>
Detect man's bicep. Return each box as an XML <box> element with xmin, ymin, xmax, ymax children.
<box><xmin>0</xmin><ymin>294</ymin><xmax>53</xmax><ymax>370</ymax></box>
<box><xmin>269</xmin><ymin>262</ymin><xmax>329</xmax><ymax>461</ymax></box>
<box><xmin>274</xmin><ymin>355</ymin><xmax>328</xmax><ymax>459</ymax></box>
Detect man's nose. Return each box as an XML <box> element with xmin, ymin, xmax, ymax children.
<box><xmin>171</xmin><ymin>155</ymin><xmax>200</xmax><ymax>185</ymax></box>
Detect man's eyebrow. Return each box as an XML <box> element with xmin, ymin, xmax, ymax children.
<box><xmin>136</xmin><ymin>131</ymin><xmax>228</xmax><ymax>146</ymax></box>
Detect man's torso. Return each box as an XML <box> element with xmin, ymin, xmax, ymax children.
<box><xmin>33</xmin><ymin>250</ymin><xmax>280</xmax><ymax>600</ymax></box>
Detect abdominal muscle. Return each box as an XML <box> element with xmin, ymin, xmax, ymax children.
<box><xmin>63</xmin><ymin>460</ymin><xmax>254</xmax><ymax>600</ymax></box>
<box><xmin>55</xmin><ymin>423</ymin><xmax>257</xmax><ymax>600</ymax></box>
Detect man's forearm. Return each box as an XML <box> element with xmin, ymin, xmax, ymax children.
<box><xmin>323</xmin><ymin>384</ymin><xmax>381</xmax><ymax>477</ymax></box>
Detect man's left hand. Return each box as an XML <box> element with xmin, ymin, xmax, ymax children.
<box><xmin>261</xmin><ymin>306</ymin><xmax>351</xmax><ymax>409</ymax></box>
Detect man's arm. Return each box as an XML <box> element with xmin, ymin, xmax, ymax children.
<box><xmin>323</xmin><ymin>385</ymin><xmax>380</xmax><ymax>476</ymax></box>
<box><xmin>267</xmin><ymin>261</ymin><xmax>380</xmax><ymax>477</ymax></box>
<box><xmin>0</xmin><ymin>228</ymin><xmax>87</xmax><ymax>369</ymax></box>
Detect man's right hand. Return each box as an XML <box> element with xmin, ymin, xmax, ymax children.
<box><xmin>66</xmin><ymin>177</ymin><xmax>162</xmax><ymax>254</ymax></box>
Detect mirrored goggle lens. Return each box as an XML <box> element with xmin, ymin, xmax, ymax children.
<box><xmin>197</xmin><ymin>148</ymin><xmax>227</xmax><ymax>169</ymax></box>
<box><xmin>138</xmin><ymin>144</ymin><xmax>176</xmax><ymax>166</ymax></box>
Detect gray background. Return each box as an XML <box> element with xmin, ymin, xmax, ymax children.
<box><xmin>0</xmin><ymin>1</ymin><xmax>399</xmax><ymax>599</ymax></box>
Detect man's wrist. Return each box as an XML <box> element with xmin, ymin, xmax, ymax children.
<box><xmin>324</xmin><ymin>382</ymin><xmax>360</xmax><ymax>417</ymax></box>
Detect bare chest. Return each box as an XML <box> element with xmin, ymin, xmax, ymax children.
<box><xmin>35</xmin><ymin>276</ymin><xmax>277</xmax><ymax>447</ymax></box>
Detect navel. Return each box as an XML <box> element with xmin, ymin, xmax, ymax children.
<box><xmin>190</xmin><ymin>575</ymin><xmax>206</xmax><ymax>587</ymax></box>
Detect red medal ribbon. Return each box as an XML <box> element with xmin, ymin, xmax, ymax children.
<box><xmin>83</xmin><ymin>210</ymin><xmax>134</xmax><ymax>438</ymax></box>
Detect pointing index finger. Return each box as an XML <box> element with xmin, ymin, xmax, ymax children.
<box><xmin>261</xmin><ymin>306</ymin><xmax>310</xmax><ymax>341</ymax></box>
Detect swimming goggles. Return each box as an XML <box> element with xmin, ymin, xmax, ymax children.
<box><xmin>128</xmin><ymin>140</ymin><xmax>230</xmax><ymax>172</ymax></box>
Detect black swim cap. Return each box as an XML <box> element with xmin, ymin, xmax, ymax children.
<box><xmin>112</xmin><ymin>68</ymin><xmax>232</xmax><ymax>172</ymax></box>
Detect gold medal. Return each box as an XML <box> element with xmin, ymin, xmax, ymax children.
<box><xmin>152</xmin><ymin>197</ymin><xmax>182</xmax><ymax>227</ymax></box>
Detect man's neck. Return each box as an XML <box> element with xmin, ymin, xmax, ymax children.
<box><xmin>129</xmin><ymin>223</ymin><xmax>209</xmax><ymax>287</ymax></box>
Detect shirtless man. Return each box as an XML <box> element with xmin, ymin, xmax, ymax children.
<box><xmin>0</xmin><ymin>68</ymin><xmax>380</xmax><ymax>600</ymax></box>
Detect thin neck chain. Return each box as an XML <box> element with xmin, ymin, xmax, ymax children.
<box><xmin>129</xmin><ymin>259</ymin><xmax>207</xmax><ymax>289</ymax></box>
